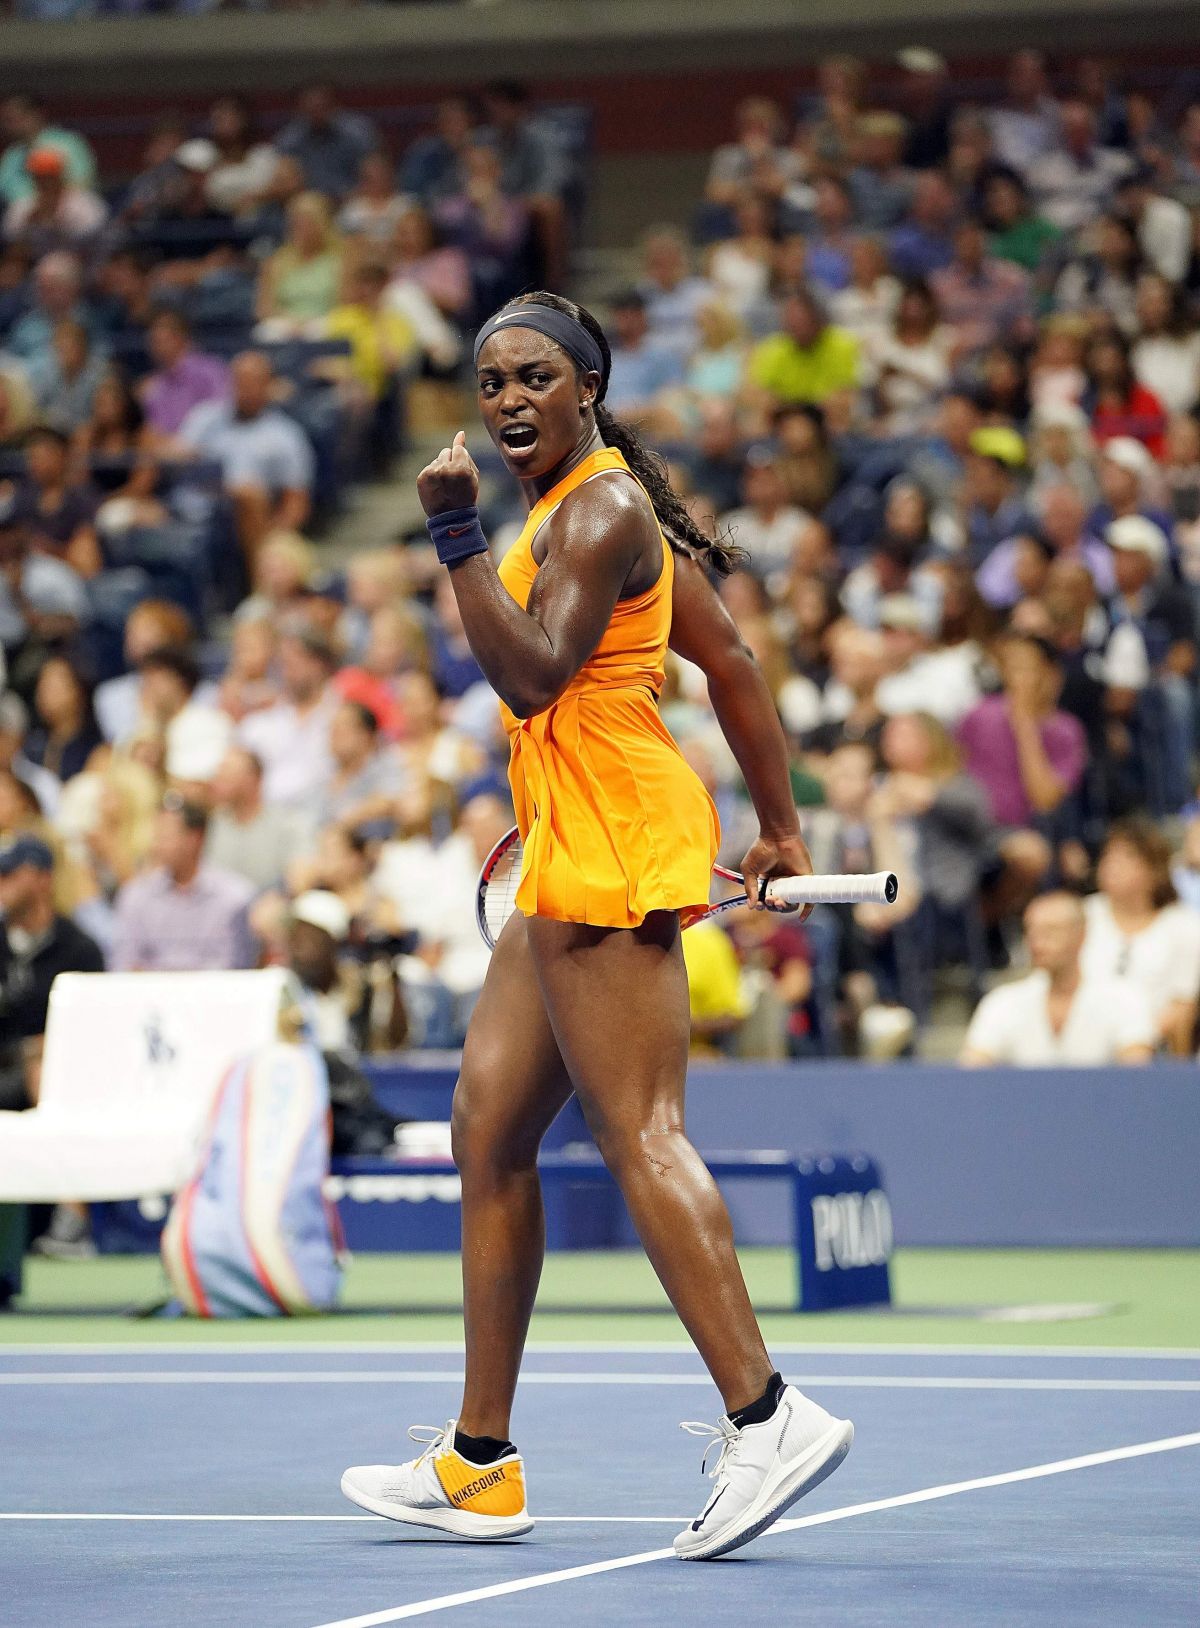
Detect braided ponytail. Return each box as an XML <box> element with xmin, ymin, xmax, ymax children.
<box><xmin>501</xmin><ymin>290</ymin><xmax>744</xmax><ymax>577</ymax></box>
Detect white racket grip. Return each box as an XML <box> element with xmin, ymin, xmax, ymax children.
<box><xmin>763</xmin><ymin>870</ymin><xmax>899</xmax><ymax>907</ymax></box>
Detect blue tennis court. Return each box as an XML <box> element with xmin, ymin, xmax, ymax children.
<box><xmin>3</xmin><ymin>1341</ymin><xmax>1197</xmax><ymax>1627</ymax></box>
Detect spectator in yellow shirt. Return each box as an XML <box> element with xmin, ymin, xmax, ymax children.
<box><xmin>323</xmin><ymin>260</ymin><xmax>417</xmax><ymax>403</ymax></box>
<box><xmin>682</xmin><ymin>918</ymin><xmax>750</xmax><ymax>1054</ymax></box>
<box><xmin>745</xmin><ymin>285</ymin><xmax>861</xmax><ymax>418</ymax></box>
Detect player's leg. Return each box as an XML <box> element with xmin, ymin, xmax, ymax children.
<box><xmin>525</xmin><ymin>910</ymin><xmax>852</xmax><ymax>1561</ymax></box>
<box><xmin>451</xmin><ymin>912</ymin><xmax>574</xmax><ymax>1441</ymax></box>
<box><xmin>524</xmin><ymin>910</ymin><xmax>770</xmax><ymax>1408</ymax></box>
<box><xmin>342</xmin><ymin>913</ymin><xmax>571</xmax><ymax>1537</ymax></box>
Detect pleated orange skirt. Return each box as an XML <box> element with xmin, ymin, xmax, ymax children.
<box><xmin>507</xmin><ymin>685</ymin><xmax>720</xmax><ymax>930</ymax></box>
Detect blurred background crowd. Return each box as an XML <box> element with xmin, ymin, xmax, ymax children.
<box><xmin>1</xmin><ymin>43</ymin><xmax>1200</xmax><ymax>1145</ymax></box>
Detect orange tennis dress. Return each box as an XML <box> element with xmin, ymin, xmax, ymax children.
<box><xmin>496</xmin><ymin>446</ymin><xmax>720</xmax><ymax>928</ymax></box>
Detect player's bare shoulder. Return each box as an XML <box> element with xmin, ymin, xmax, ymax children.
<box><xmin>539</xmin><ymin>464</ymin><xmax>661</xmax><ymax>593</ymax></box>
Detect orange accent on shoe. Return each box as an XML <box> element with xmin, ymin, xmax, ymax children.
<box><xmin>433</xmin><ymin>1451</ymin><xmax>527</xmax><ymax>1518</ymax></box>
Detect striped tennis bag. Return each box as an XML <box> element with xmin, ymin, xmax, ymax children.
<box><xmin>161</xmin><ymin>1041</ymin><xmax>344</xmax><ymax>1317</ymax></box>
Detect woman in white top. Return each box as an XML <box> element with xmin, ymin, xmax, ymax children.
<box><xmin>706</xmin><ymin>195</ymin><xmax>777</xmax><ymax>318</ymax></box>
<box><xmin>830</xmin><ymin>235</ymin><xmax>900</xmax><ymax>353</ymax></box>
<box><xmin>867</xmin><ymin>280</ymin><xmax>952</xmax><ymax>436</ymax></box>
<box><xmin>205</xmin><ymin>96</ymin><xmax>278</xmax><ymax>218</ymax></box>
<box><xmin>1081</xmin><ymin>818</ymin><xmax>1200</xmax><ymax>1055</ymax></box>
<box><xmin>1131</xmin><ymin>273</ymin><xmax>1200</xmax><ymax>417</ymax></box>
<box><xmin>338</xmin><ymin>152</ymin><xmax>414</xmax><ymax>247</ymax></box>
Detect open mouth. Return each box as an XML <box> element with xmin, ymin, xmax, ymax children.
<box><xmin>499</xmin><ymin>423</ymin><xmax>539</xmax><ymax>457</ymax></box>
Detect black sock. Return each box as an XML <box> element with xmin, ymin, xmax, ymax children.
<box><xmin>728</xmin><ymin>1371</ymin><xmax>785</xmax><ymax>1431</ymax></box>
<box><xmin>454</xmin><ymin>1427</ymin><xmax>516</xmax><ymax>1466</ymax></box>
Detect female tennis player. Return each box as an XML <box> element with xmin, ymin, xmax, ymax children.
<box><xmin>341</xmin><ymin>292</ymin><xmax>853</xmax><ymax>1560</ymax></box>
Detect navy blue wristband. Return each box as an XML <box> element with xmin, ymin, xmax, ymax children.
<box><xmin>427</xmin><ymin>505</ymin><xmax>489</xmax><ymax>567</ymax></box>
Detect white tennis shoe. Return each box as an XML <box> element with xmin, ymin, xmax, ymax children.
<box><xmin>674</xmin><ymin>1385</ymin><xmax>853</xmax><ymax>1560</ymax></box>
<box><xmin>341</xmin><ymin>1421</ymin><xmax>533</xmax><ymax>1540</ymax></box>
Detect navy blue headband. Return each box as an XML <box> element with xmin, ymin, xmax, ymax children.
<box><xmin>473</xmin><ymin>305</ymin><xmax>605</xmax><ymax>379</ymax></box>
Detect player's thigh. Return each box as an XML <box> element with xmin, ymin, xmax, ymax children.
<box><xmin>452</xmin><ymin>911</ymin><xmax>574</xmax><ymax>1171</ymax></box>
<box><xmin>524</xmin><ymin>911</ymin><xmax>691</xmax><ymax>1148</ymax></box>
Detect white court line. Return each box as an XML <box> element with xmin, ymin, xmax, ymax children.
<box><xmin>1</xmin><ymin>1369</ymin><xmax>1199</xmax><ymax>1393</ymax></box>
<box><xmin>3</xmin><ymin>1340</ymin><xmax>1199</xmax><ymax>1360</ymax></box>
<box><xmin>307</xmin><ymin>1431</ymin><xmax>1200</xmax><ymax>1628</ymax></box>
<box><xmin>0</xmin><ymin>1514</ymin><xmax>681</xmax><ymax>1525</ymax></box>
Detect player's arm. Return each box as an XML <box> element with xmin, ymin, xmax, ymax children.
<box><xmin>417</xmin><ymin>433</ymin><xmax>648</xmax><ymax>718</ymax></box>
<box><xmin>669</xmin><ymin>550</ymin><xmax>813</xmax><ymax>904</ymax></box>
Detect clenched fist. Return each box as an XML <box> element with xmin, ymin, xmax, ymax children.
<box><xmin>417</xmin><ymin>430</ymin><xmax>480</xmax><ymax>518</ymax></box>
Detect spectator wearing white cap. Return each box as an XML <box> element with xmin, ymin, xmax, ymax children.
<box><xmin>1102</xmin><ymin>514</ymin><xmax>1196</xmax><ymax>810</ymax></box>
<box><xmin>961</xmin><ymin>891</ymin><xmax>1154</xmax><ymax>1066</ymax></box>
<box><xmin>1027</xmin><ymin>403</ymin><xmax>1098</xmax><ymax>507</ymax></box>
<box><xmin>1090</xmin><ymin>435</ymin><xmax>1177</xmax><ymax>544</ymax></box>
<box><xmin>288</xmin><ymin>889</ymin><xmax>355</xmax><ymax>1050</ymax></box>
<box><xmin>1104</xmin><ymin>516</ymin><xmax>1189</xmax><ymax>674</ymax></box>
<box><xmin>146</xmin><ymin>139</ymin><xmax>231</xmax><ymax>234</ymax></box>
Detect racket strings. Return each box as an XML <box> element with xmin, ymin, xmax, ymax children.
<box><xmin>482</xmin><ymin>837</ymin><xmax>525</xmax><ymax>947</ymax></box>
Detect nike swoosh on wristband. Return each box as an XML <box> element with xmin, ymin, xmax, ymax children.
<box><xmin>447</xmin><ymin>526</ymin><xmax>473</xmax><ymax>537</ymax></box>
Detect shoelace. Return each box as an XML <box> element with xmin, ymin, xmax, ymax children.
<box><xmin>680</xmin><ymin>1417</ymin><xmax>741</xmax><ymax>1480</ymax></box>
<box><xmin>407</xmin><ymin>1421</ymin><xmax>454</xmax><ymax>1467</ymax></box>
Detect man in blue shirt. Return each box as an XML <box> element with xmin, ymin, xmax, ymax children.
<box><xmin>274</xmin><ymin>84</ymin><xmax>378</xmax><ymax>204</ymax></box>
<box><xmin>889</xmin><ymin>171</ymin><xmax>959</xmax><ymax>279</ymax></box>
<box><xmin>604</xmin><ymin>291</ymin><xmax>686</xmax><ymax>422</ymax></box>
<box><xmin>177</xmin><ymin>350</ymin><xmax>314</xmax><ymax>563</ymax></box>
<box><xmin>401</xmin><ymin>96</ymin><xmax>476</xmax><ymax>204</ymax></box>
<box><xmin>5</xmin><ymin>252</ymin><xmax>100</xmax><ymax>372</ymax></box>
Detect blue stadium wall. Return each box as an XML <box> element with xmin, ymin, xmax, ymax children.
<box><xmin>369</xmin><ymin>1060</ymin><xmax>1200</xmax><ymax>1249</ymax></box>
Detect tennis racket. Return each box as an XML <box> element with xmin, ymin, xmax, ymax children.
<box><xmin>475</xmin><ymin>825</ymin><xmax>898</xmax><ymax>950</ymax></box>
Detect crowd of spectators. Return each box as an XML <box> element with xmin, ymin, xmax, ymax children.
<box><xmin>2</xmin><ymin>52</ymin><xmax>1200</xmax><ymax>1135</ymax></box>
<box><xmin>549</xmin><ymin>49</ymin><xmax>1200</xmax><ymax>1064</ymax></box>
